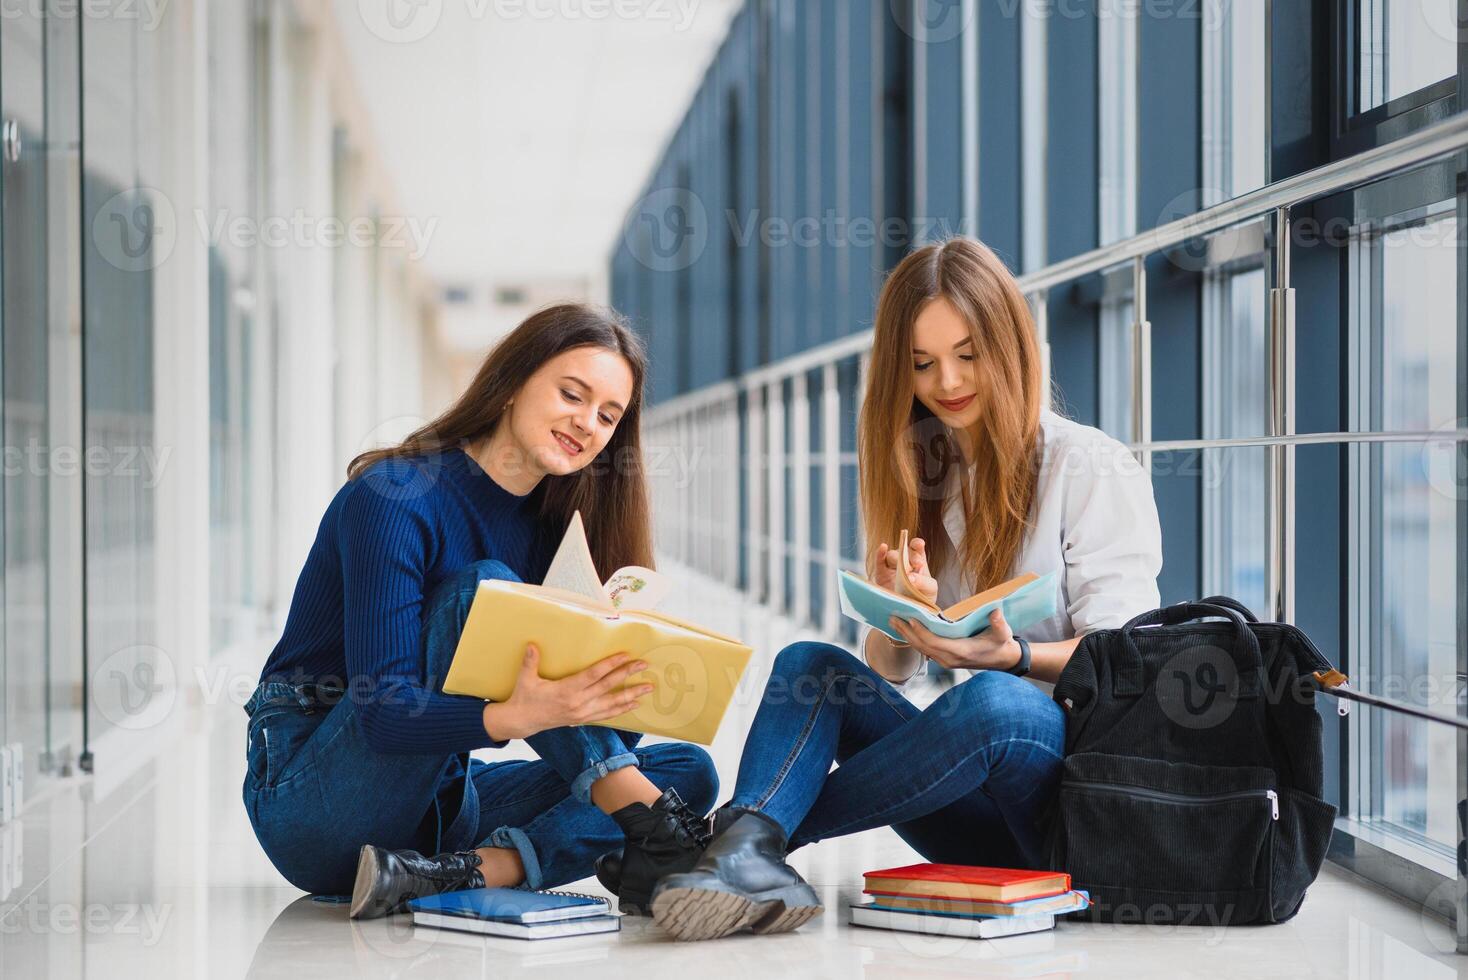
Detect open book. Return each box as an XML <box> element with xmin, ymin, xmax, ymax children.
<box><xmin>443</xmin><ymin>513</ymin><xmax>752</xmax><ymax>744</ymax></box>
<box><xmin>838</xmin><ymin>530</ymin><xmax>1059</xmax><ymax>641</ymax></box>
<box><xmin>536</xmin><ymin>512</ymin><xmax>672</xmax><ymax>613</ymax></box>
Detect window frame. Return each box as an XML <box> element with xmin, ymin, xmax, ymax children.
<box><xmin>1333</xmin><ymin>0</ymin><xmax>1461</xmax><ymax>159</ymax></box>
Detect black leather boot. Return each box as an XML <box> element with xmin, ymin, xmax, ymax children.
<box><xmin>650</xmin><ymin>808</ymin><xmax>822</xmax><ymax>941</ymax></box>
<box><xmin>348</xmin><ymin>844</ymin><xmax>485</xmax><ymax>920</ymax></box>
<box><xmin>593</xmin><ymin>847</ymin><xmax>625</xmax><ymax>896</ymax></box>
<box><xmin>606</xmin><ymin>788</ymin><xmax>711</xmax><ymax>915</ymax></box>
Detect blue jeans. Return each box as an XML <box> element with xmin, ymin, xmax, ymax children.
<box><xmin>242</xmin><ymin>559</ymin><xmax>719</xmax><ymax>896</ymax></box>
<box><xmin>727</xmin><ymin>642</ymin><xmax>1065</xmax><ymax>868</ymax></box>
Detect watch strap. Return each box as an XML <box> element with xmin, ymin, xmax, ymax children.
<box><xmin>1007</xmin><ymin>635</ymin><xmax>1032</xmax><ymax>677</ymax></box>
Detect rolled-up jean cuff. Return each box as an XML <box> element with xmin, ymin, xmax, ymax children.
<box><xmin>569</xmin><ymin>751</ymin><xmax>640</xmax><ymax>804</ymax></box>
<box><xmin>485</xmin><ymin>826</ymin><xmax>544</xmax><ymax>891</ymax></box>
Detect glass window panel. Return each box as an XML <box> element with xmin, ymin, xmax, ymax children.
<box><xmin>1359</xmin><ymin>0</ymin><xmax>1458</xmax><ymax>112</ymax></box>
<box><xmin>1351</xmin><ymin>212</ymin><xmax>1460</xmax><ymax>853</ymax></box>
<box><xmin>3</xmin><ymin>0</ymin><xmax>50</xmax><ymax>791</ymax></box>
<box><xmin>82</xmin><ymin>6</ymin><xmax>163</xmax><ymax>745</ymax></box>
<box><xmin>208</xmin><ymin>0</ymin><xmax>258</xmax><ymax>654</ymax></box>
<box><xmin>1203</xmin><ymin>0</ymin><xmax>1266</xmax><ymax>203</ymax></box>
<box><xmin>1098</xmin><ymin>295</ymin><xmax>1134</xmax><ymax>443</ymax></box>
<box><xmin>1202</xmin><ymin>266</ymin><xmax>1269</xmax><ymax>616</ymax></box>
<box><xmin>1020</xmin><ymin>0</ymin><xmax>1047</xmax><ymax>272</ymax></box>
<box><xmin>1097</xmin><ymin>0</ymin><xmax>1137</xmax><ymax>245</ymax></box>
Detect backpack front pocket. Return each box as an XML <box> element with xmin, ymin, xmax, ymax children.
<box><xmin>1050</xmin><ymin>752</ymin><xmax>1280</xmax><ymax>924</ymax></box>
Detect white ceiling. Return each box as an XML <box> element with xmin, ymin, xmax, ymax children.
<box><xmin>332</xmin><ymin>0</ymin><xmax>741</xmax><ymax>297</ymax></box>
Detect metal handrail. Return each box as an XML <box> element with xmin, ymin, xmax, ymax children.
<box><xmin>1015</xmin><ymin>111</ymin><xmax>1468</xmax><ymax>294</ymax></box>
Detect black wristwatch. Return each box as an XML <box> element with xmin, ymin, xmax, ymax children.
<box><xmin>1006</xmin><ymin>636</ymin><xmax>1032</xmax><ymax>677</ymax></box>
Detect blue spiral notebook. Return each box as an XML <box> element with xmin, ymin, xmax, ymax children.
<box><xmin>838</xmin><ymin>568</ymin><xmax>1059</xmax><ymax>642</ymax></box>
<box><xmin>408</xmin><ymin>888</ymin><xmax>619</xmax><ymax>940</ymax></box>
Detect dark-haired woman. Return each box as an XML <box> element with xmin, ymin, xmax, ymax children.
<box><xmin>242</xmin><ymin>304</ymin><xmax>718</xmax><ymax>919</ymax></box>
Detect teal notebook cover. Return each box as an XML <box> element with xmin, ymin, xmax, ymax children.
<box><xmin>837</xmin><ymin>569</ymin><xmax>1059</xmax><ymax>641</ymax></box>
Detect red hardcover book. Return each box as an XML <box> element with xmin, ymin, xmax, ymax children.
<box><xmin>862</xmin><ymin>863</ymin><xmax>1071</xmax><ymax>903</ymax></box>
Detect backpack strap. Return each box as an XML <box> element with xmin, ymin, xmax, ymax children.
<box><xmin>1197</xmin><ymin>595</ymin><xmax>1260</xmax><ymax>623</ymax></box>
<box><xmin>1114</xmin><ymin>601</ymin><xmax>1264</xmax><ymax>700</ymax></box>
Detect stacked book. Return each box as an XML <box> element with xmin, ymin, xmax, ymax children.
<box><xmin>408</xmin><ymin>888</ymin><xmax>619</xmax><ymax>940</ymax></box>
<box><xmin>851</xmin><ymin>863</ymin><xmax>1089</xmax><ymax>939</ymax></box>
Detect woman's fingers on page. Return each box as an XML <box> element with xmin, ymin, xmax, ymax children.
<box><xmin>577</xmin><ymin>651</ymin><xmax>632</xmax><ymax>686</ymax></box>
<box><xmin>584</xmin><ymin>658</ymin><xmax>649</xmax><ymax>699</ymax></box>
<box><xmin>588</xmin><ymin>688</ymin><xmax>648</xmax><ymax>721</ymax></box>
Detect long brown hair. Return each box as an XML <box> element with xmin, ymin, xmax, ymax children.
<box><xmin>349</xmin><ymin>303</ymin><xmax>654</xmax><ymax>576</ymax></box>
<box><xmin>858</xmin><ymin>238</ymin><xmax>1045</xmax><ymax>592</ymax></box>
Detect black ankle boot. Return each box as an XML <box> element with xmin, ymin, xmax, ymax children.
<box><xmin>606</xmin><ymin>788</ymin><xmax>710</xmax><ymax>915</ymax></box>
<box><xmin>348</xmin><ymin>844</ymin><xmax>485</xmax><ymax>920</ymax></box>
<box><xmin>650</xmin><ymin>808</ymin><xmax>822</xmax><ymax>941</ymax></box>
<box><xmin>593</xmin><ymin>847</ymin><xmax>625</xmax><ymax>896</ymax></box>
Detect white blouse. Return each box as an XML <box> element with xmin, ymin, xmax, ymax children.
<box><xmin>862</xmin><ymin>409</ymin><xmax>1164</xmax><ymax>687</ymax></box>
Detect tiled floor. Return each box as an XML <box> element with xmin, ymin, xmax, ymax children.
<box><xmin>2</xmin><ymin>566</ymin><xmax>1463</xmax><ymax>978</ymax></box>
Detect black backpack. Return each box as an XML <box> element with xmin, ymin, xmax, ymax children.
<box><xmin>1046</xmin><ymin>598</ymin><xmax>1339</xmax><ymax>926</ymax></box>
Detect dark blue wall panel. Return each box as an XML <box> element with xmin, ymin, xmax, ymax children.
<box><xmin>977</xmin><ymin>2</ymin><xmax>1021</xmax><ymax>268</ymax></box>
<box><xmin>1140</xmin><ymin>6</ymin><xmax>1203</xmax><ymax>603</ymax></box>
<box><xmin>1044</xmin><ymin>4</ymin><xmax>1099</xmax><ymax>426</ymax></box>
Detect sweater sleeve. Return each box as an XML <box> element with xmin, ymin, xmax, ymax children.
<box><xmin>338</xmin><ymin>478</ymin><xmax>504</xmax><ymax>754</ymax></box>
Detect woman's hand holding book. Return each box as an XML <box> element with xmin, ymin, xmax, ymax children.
<box><xmin>482</xmin><ymin>647</ymin><xmax>654</xmax><ymax>741</ymax></box>
<box><xmin>887</xmin><ymin>608</ymin><xmax>1023</xmax><ymax>673</ymax></box>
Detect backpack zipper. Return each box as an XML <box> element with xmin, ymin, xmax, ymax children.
<box><xmin>1069</xmin><ymin>780</ymin><xmax>1280</xmax><ymax>820</ymax></box>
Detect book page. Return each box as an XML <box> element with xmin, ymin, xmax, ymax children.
<box><xmin>541</xmin><ymin>512</ymin><xmax>614</xmax><ymax>611</ymax></box>
<box><xmin>604</xmin><ymin>566</ymin><xmax>670</xmax><ymax>611</ymax></box>
<box><xmin>941</xmin><ymin>572</ymin><xmax>1040</xmax><ymax>621</ymax></box>
<box><xmin>896</xmin><ymin>529</ymin><xmax>941</xmax><ymax>613</ymax></box>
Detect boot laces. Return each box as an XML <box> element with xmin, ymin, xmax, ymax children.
<box><xmin>671</xmin><ymin>803</ymin><xmax>712</xmax><ymax>846</ymax></box>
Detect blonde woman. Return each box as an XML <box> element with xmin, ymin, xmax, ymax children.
<box><xmin>647</xmin><ymin>238</ymin><xmax>1163</xmax><ymax>940</ymax></box>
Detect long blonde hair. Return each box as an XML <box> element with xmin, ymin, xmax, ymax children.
<box><xmin>858</xmin><ymin>238</ymin><xmax>1045</xmax><ymax>592</ymax></box>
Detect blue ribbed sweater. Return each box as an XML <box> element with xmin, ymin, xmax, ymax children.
<box><xmin>258</xmin><ymin>449</ymin><xmax>552</xmax><ymax>754</ymax></box>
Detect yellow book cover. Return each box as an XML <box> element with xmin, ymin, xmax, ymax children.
<box><xmin>442</xmin><ymin>513</ymin><xmax>753</xmax><ymax>744</ymax></box>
